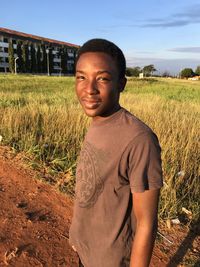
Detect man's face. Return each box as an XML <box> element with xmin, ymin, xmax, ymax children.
<box><xmin>75</xmin><ymin>52</ymin><xmax>126</xmax><ymax>120</ymax></box>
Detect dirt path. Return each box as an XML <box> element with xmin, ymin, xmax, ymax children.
<box><xmin>0</xmin><ymin>146</ymin><xmax>199</xmax><ymax>267</ymax></box>
<box><xmin>0</xmin><ymin>147</ymin><xmax>78</xmax><ymax>267</ymax></box>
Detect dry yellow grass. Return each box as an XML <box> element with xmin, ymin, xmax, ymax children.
<box><xmin>0</xmin><ymin>74</ymin><xmax>199</xmax><ymax>220</ymax></box>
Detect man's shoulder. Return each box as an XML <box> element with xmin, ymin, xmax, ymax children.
<box><xmin>120</xmin><ymin>108</ymin><xmax>154</xmax><ymax>138</ymax></box>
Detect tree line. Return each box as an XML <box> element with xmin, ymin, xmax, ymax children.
<box><xmin>179</xmin><ymin>67</ymin><xmax>200</xmax><ymax>78</ymax></box>
<box><xmin>126</xmin><ymin>65</ymin><xmax>200</xmax><ymax>78</ymax></box>
<box><xmin>7</xmin><ymin>40</ymin><xmax>75</xmax><ymax>75</ymax></box>
<box><xmin>126</xmin><ymin>64</ymin><xmax>156</xmax><ymax>77</ymax></box>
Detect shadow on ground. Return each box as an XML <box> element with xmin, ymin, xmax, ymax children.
<box><xmin>167</xmin><ymin>217</ymin><xmax>200</xmax><ymax>267</ymax></box>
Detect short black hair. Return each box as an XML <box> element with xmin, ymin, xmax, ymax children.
<box><xmin>76</xmin><ymin>38</ymin><xmax>126</xmax><ymax>79</ymax></box>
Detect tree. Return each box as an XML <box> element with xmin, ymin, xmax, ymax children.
<box><xmin>46</xmin><ymin>46</ymin><xmax>53</xmax><ymax>75</ymax></box>
<box><xmin>60</xmin><ymin>46</ymin><xmax>68</xmax><ymax>74</ymax></box>
<box><xmin>30</xmin><ymin>43</ymin><xmax>36</xmax><ymax>73</ymax></box>
<box><xmin>195</xmin><ymin>66</ymin><xmax>200</xmax><ymax>76</ymax></box>
<box><xmin>180</xmin><ymin>68</ymin><xmax>195</xmax><ymax>78</ymax></box>
<box><xmin>72</xmin><ymin>49</ymin><xmax>77</xmax><ymax>75</ymax></box>
<box><xmin>162</xmin><ymin>71</ymin><xmax>171</xmax><ymax>77</ymax></box>
<box><xmin>16</xmin><ymin>41</ymin><xmax>24</xmax><ymax>72</ymax></box>
<box><xmin>143</xmin><ymin>64</ymin><xmax>156</xmax><ymax>77</ymax></box>
<box><xmin>8</xmin><ymin>40</ymin><xmax>15</xmax><ymax>73</ymax></box>
<box><xmin>41</xmin><ymin>44</ymin><xmax>47</xmax><ymax>74</ymax></box>
<box><xmin>36</xmin><ymin>44</ymin><xmax>42</xmax><ymax>73</ymax></box>
<box><xmin>126</xmin><ymin>67</ymin><xmax>141</xmax><ymax>77</ymax></box>
<box><xmin>22</xmin><ymin>42</ymin><xmax>30</xmax><ymax>73</ymax></box>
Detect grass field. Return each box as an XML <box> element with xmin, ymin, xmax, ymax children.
<box><xmin>0</xmin><ymin>74</ymin><xmax>199</xmax><ymax>221</ymax></box>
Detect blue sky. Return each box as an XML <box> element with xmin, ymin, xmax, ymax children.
<box><xmin>1</xmin><ymin>0</ymin><xmax>200</xmax><ymax>75</ymax></box>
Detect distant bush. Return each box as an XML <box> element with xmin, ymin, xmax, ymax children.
<box><xmin>126</xmin><ymin>67</ymin><xmax>141</xmax><ymax>77</ymax></box>
<box><xmin>195</xmin><ymin>66</ymin><xmax>200</xmax><ymax>76</ymax></box>
<box><xmin>180</xmin><ymin>68</ymin><xmax>195</xmax><ymax>78</ymax></box>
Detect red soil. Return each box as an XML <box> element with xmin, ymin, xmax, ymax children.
<box><xmin>0</xmin><ymin>146</ymin><xmax>199</xmax><ymax>267</ymax></box>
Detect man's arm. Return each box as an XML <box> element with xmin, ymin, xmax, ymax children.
<box><xmin>130</xmin><ymin>189</ymin><xmax>160</xmax><ymax>267</ymax></box>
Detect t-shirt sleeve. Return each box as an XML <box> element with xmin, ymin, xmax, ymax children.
<box><xmin>123</xmin><ymin>131</ymin><xmax>163</xmax><ymax>193</ymax></box>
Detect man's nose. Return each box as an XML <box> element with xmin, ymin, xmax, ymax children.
<box><xmin>85</xmin><ymin>79</ymin><xmax>98</xmax><ymax>94</ymax></box>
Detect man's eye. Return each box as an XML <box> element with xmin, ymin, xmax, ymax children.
<box><xmin>97</xmin><ymin>77</ymin><xmax>110</xmax><ymax>81</ymax></box>
<box><xmin>76</xmin><ymin>75</ymin><xmax>85</xmax><ymax>80</ymax></box>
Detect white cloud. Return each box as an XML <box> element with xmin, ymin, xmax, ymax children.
<box><xmin>168</xmin><ymin>47</ymin><xmax>200</xmax><ymax>53</ymax></box>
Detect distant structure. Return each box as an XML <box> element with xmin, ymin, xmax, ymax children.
<box><xmin>188</xmin><ymin>76</ymin><xmax>200</xmax><ymax>81</ymax></box>
<box><xmin>0</xmin><ymin>27</ymin><xmax>79</xmax><ymax>75</ymax></box>
<box><xmin>139</xmin><ymin>73</ymin><xmax>144</xmax><ymax>79</ymax></box>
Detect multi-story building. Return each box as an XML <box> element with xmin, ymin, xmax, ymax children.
<box><xmin>0</xmin><ymin>27</ymin><xmax>79</xmax><ymax>75</ymax></box>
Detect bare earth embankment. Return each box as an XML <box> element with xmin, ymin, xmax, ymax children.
<box><xmin>0</xmin><ymin>146</ymin><xmax>199</xmax><ymax>267</ymax></box>
<box><xmin>0</xmin><ymin>146</ymin><xmax>78</xmax><ymax>267</ymax></box>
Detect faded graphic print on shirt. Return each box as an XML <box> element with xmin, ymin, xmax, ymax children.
<box><xmin>75</xmin><ymin>141</ymin><xmax>106</xmax><ymax>208</ymax></box>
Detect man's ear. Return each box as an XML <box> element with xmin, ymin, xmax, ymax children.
<box><xmin>119</xmin><ymin>77</ymin><xmax>127</xmax><ymax>92</ymax></box>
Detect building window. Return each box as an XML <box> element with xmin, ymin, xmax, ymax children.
<box><xmin>3</xmin><ymin>37</ymin><xmax>8</xmax><ymax>43</ymax></box>
<box><xmin>5</xmin><ymin>58</ymin><xmax>9</xmax><ymax>63</ymax></box>
<box><xmin>12</xmin><ymin>39</ymin><xmax>16</xmax><ymax>44</ymax></box>
<box><xmin>4</xmin><ymin>47</ymin><xmax>8</xmax><ymax>53</ymax></box>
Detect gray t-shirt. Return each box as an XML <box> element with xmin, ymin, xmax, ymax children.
<box><xmin>69</xmin><ymin>108</ymin><xmax>163</xmax><ymax>267</ymax></box>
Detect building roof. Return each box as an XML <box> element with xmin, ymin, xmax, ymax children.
<box><xmin>0</xmin><ymin>27</ymin><xmax>80</xmax><ymax>48</ymax></box>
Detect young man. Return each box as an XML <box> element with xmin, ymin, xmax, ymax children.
<box><xmin>69</xmin><ymin>39</ymin><xmax>163</xmax><ymax>267</ymax></box>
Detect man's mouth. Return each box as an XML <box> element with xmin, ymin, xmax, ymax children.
<box><xmin>82</xmin><ymin>98</ymin><xmax>101</xmax><ymax>109</ymax></box>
